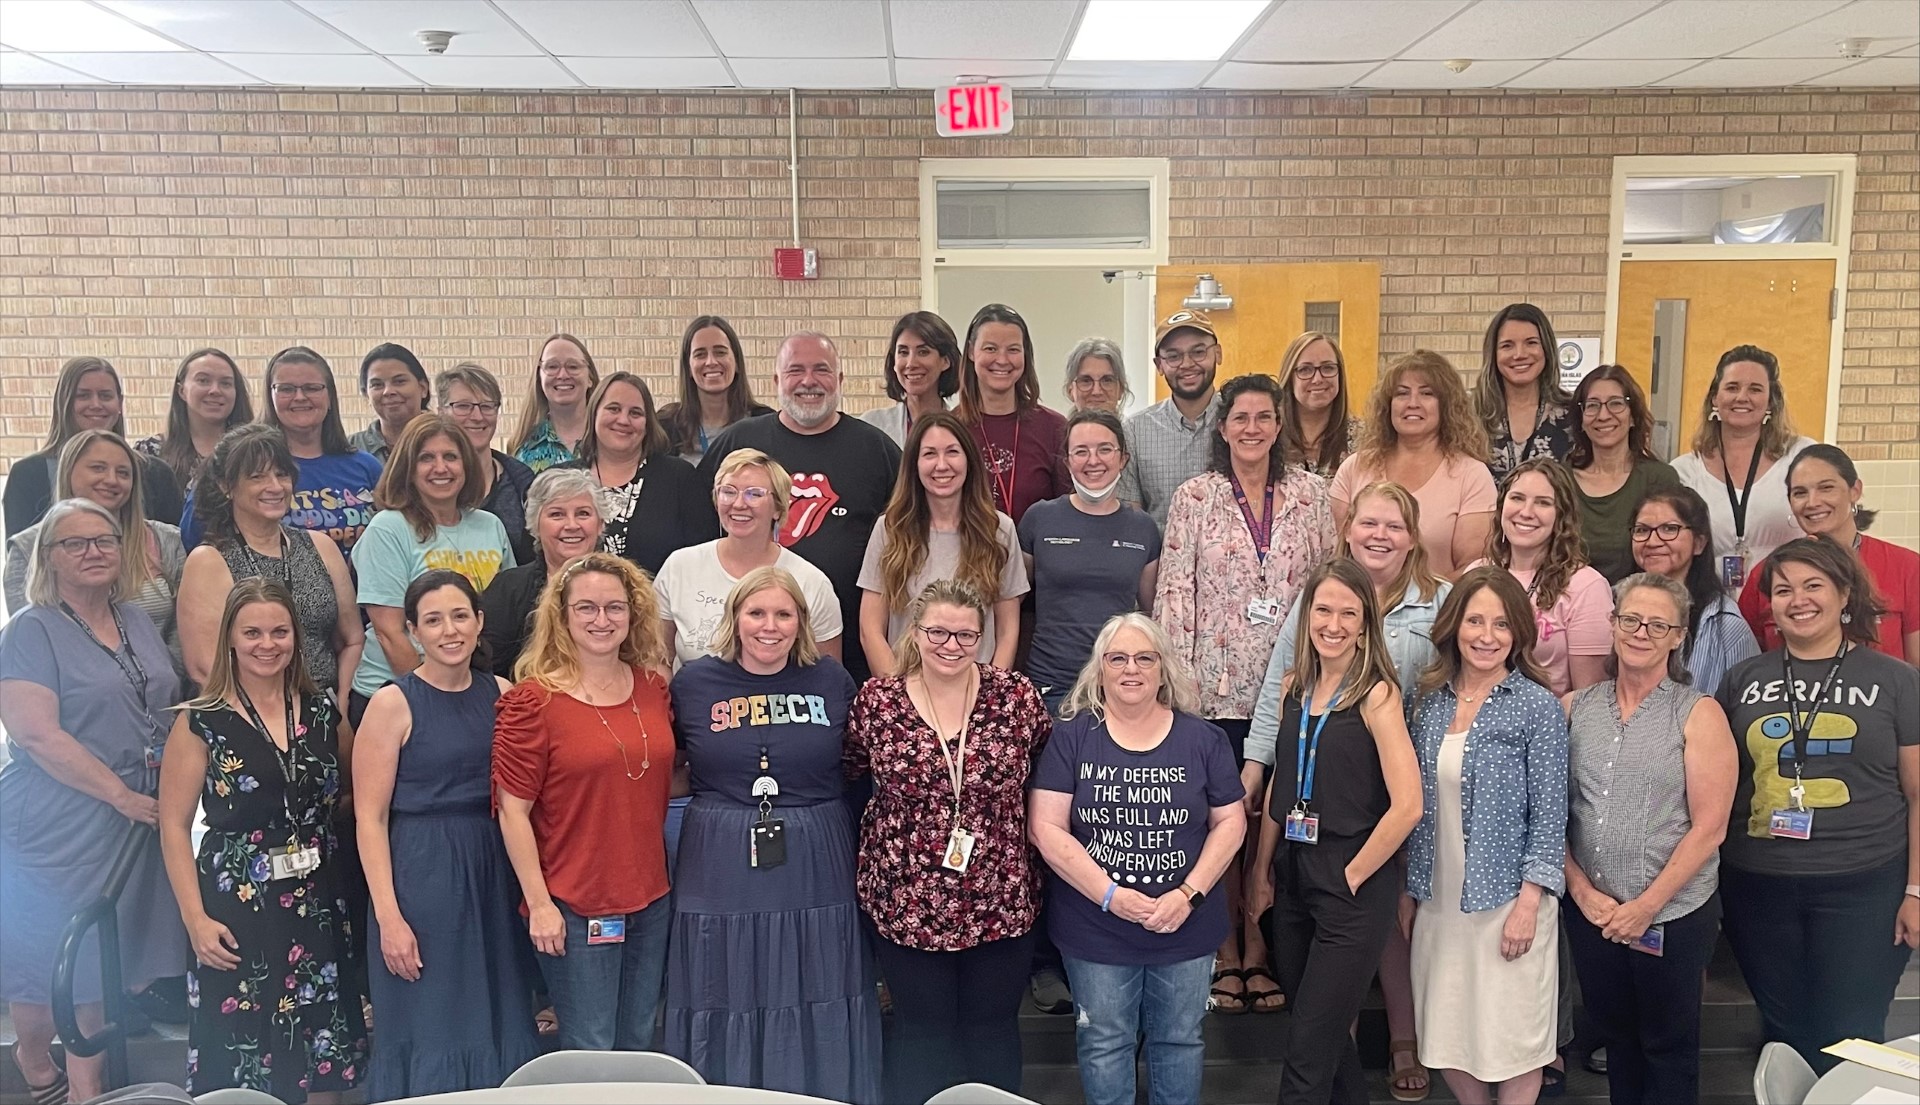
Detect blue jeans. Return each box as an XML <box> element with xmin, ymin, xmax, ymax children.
<box><xmin>1062</xmin><ymin>953</ymin><xmax>1213</xmax><ymax>1105</ymax></box>
<box><xmin>535</xmin><ymin>896</ymin><xmax>671</xmax><ymax>1051</ymax></box>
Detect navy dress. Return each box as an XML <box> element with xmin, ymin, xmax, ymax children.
<box><xmin>664</xmin><ymin>656</ymin><xmax>881</xmax><ymax>1103</ymax></box>
<box><xmin>365</xmin><ymin>674</ymin><xmax>540</xmax><ymax>1100</ymax></box>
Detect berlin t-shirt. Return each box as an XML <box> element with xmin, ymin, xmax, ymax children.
<box><xmin>1017</xmin><ymin>495</ymin><xmax>1161</xmax><ymax>696</ymax></box>
<box><xmin>1030</xmin><ymin>711</ymin><xmax>1244</xmax><ymax>966</ymax></box>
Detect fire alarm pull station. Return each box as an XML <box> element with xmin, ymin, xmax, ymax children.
<box><xmin>774</xmin><ymin>247</ymin><xmax>818</xmax><ymax>280</ymax></box>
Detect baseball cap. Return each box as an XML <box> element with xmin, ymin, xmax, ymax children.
<box><xmin>1154</xmin><ymin>309</ymin><xmax>1217</xmax><ymax>352</ymax></box>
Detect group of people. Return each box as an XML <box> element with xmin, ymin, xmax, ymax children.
<box><xmin>0</xmin><ymin>302</ymin><xmax>1914</xmax><ymax>1105</ymax></box>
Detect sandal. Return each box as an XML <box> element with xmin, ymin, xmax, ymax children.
<box><xmin>535</xmin><ymin>1005</ymin><xmax>559</xmax><ymax>1036</ymax></box>
<box><xmin>1541</xmin><ymin>1059</ymin><xmax>1567</xmax><ymax>1098</ymax></box>
<box><xmin>1209</xmin><ymin>967</ymin><xmax>1248</xmax><ymax>1015</ymax></box>
<box><xmin>1242</xmin><ymin>965</ymin><xmax>1286</xmax><ymax>1013</ymax></box>
<box><xmin>12</xmin><ymin>1042</ymin><xmax>68</xmax><ymax>1105</ymax></box>
<box><xmin>1388</xmin><ymin>1038</ymin><xmax>1431</xmax><ymax>1102</ymax></box>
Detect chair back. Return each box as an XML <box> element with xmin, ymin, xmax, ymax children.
<box><xmin>1753</xmin><ymin>1041</ymin><xmax>1818</xmax><ymax>1105</ymax></box>
<box><xmin>924</xmin><ymin>1083</ymin><xmax>1042</xmax><ymax>1105</ymax></box>
<box><xmin>195</xmin><ymin>1089</ymin><xmax>289</xmax><ymax>1104</ymax></box>
<box><xmin>501</xmin><ymin>1050</ymin><xmax>708</xmax><ymax>1088</ymax></box>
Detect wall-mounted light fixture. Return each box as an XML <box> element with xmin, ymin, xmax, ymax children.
<box><xmin>1183</xmin><ymin>273</ymin><xmax>1233</xmax><ymax>311</ymax></box>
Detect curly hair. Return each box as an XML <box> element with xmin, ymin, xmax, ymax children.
<box><xmin>1356</xmin><ymin>350</ymin><xmax>1488</xmax><ymax>465</ymax></box>
<box><xmin>514</xmin><ymin>551</ymin><xmax>669</xmax><ymax>690</ymax></box>
<box><xmin>1487</xmin><ymin>457</ymin><xmax>1589</xmax><ymax>609</ymax></box>
<box><xmin>877</xmin><ymin>412</ymin><xmax>1008</xmax><ymax>613</ymax></box>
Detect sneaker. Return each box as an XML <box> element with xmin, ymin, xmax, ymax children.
<box><xmin>129</xmin><ymin>975</ymin><xmax>190</xmax><ymax>1025</ymax></box>
<box><xmin>1030</xmin><ymin>968</ymin><xmax>1072</xmax><ymax>1015</ymax></box>
<box><xmin>1585</xmin><ymin>1047</ymin><xmax>1609</xmax><ymax>1075</ymax></box>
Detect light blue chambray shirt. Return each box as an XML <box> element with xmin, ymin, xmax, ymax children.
<box><xmin>1689</xmin><ymin>592</ymin><xmax>1759</xmax><ymax>698</ymax></box>
<box><xmin>1244</xmin><ymin>579</ymin><xmax>1453</xmax><ymax>768</ymax></box>
<box><xmin>1405</xmin><ymin>670</ymin><xmax>1569</xmax><ymax>912</ymax></box>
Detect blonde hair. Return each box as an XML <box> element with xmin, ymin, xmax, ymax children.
<box><xmin>1339</xmin><ymin>481</ymin><xmax>1443</xmax><ymax>612</ymax></box>
<box><xmin>183</xmin><ymin>578</ymin><xmax>319</xmax><ymax>710</ymax></box>
<box><xmin>891</xmin><ymin>579</ymin><xmax>988</xmax><ymax>679</ymax></box>
<box><xmin>708</xmin><ymin>566</ymin><xmax>821</xmax><ymax>666</ymax></box>
<box><xmin>26</xmin><ymin>498</ymin><xmax>121</xmax><ymax>608</ymax></box>
<box><xmin>1357</xmin><ymin>350</ymin><xmax>1488</xmax><ymax>465</ymax></box>
<box><xmin>1284</xmin><ymin>559</ymin><xmax>1401</xmax><ymax>711</ymax></box>
<box><xmin>513</xmin><ymin>552</ymin><xmax>669</xmax><ymax>691</ymax></box>
<box><xmin>1058</xmin><ymin>612</ymin><xmax>1199</xmax><ymax>720</ymax></box>
<box><xmin>55</xmin><ymin>430</ymin><xmax>157</xmax><ymax>599</ymax></box>
<box><xmin>712</xmin><ymin>447</ymin><xmax>793</xmax><ymax>536</ymax></box>
<box><xmin>508</xmin><ymin>333</ymin><xmax>599</xmax><ymax>455</ymax></box>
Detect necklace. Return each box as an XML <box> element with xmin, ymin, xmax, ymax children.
<box><xmin>1453</xmin><ymin>675</ymin><xmax>1500</xmax><ymax>703</ymax></box>
<box><xmin>584</xmin><ymin>671</ymin><xmax>652</xmax><ymax>781</ymax></box>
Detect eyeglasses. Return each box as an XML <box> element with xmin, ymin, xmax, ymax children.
<box><xmin>272</xmin><ymin>384</ymin><xmax>328</xmax><ymax>399</ymax></box>
<box><xmin>1157</xmin><ymin>345</ymin><xmax>1214</xmax><ymax>367</ymax></box>
<box><xmin>1581</xmin><ymin>397</ymin><xmax>1632</xmax><ymax>417</ymax></box>
<box><xmin>1072</xmin><ymin>376</ymin><xmax>1122</xmax><ymax>392</ymax></box>
<box><xmin>1611</xmin><ymin>613</ymin><xmax>1679</xmax><ymax>639</ymax></box>
<box><xmin>541</xmin><ymin>361</ymin><xmax>588</xmax><ymax>376</ymax></box>
<box><xmin>570</xmin><ymin>600</ymin><xmax>631</xmax><ymax>622</ymax></box>
<box><xmin>1630</xmin><ymin>522</ymin><xmax>1690</xmax><ymax>543</ymax></box>
<box><xmin>1293</xmin><ymin>362</ymin><xmax>1340</xmax><ymax>381</ymax></box>
<box><xmin>715</xmin><ymin>486</ymin><xmax>772</xmax><ymax>505</ymax></box>
<box><xmin>1068</xmin><ymin>444</ymin><xmax>1122</xmax><ymax>462</ymax></box>
<box><xmin>916</xmin><ymin>625</ymin><xmax>982</xmax><ymax>648</ymax></box>
<box><xmin>444</xmin><ymin>400</ymin><xmax>500</xmax><ymax>417</ymax></box>
<box><xmin>52</xmin><ymin>534</ymin><xmax>122</xmax><ymax>555</ymax></box>
<box><xmin>1102</xmin><ymin>651</ymin><xmax>1161</xmax><ymax>671</ymax></box>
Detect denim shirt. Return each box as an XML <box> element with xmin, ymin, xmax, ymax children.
<box><xmin>1244</xmin><ymin>579</ymin><xmax>1453</xmax><ymax>767</ymax></box>
<box><xmin>1405</xmin><ymin>670</ymin><xmax>1569</xmax><ymax>912</ymax></box>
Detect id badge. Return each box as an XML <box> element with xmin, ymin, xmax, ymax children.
<box><xmin>1246</xmin><ymin>598</ymin><xmax>1281</xmax><ymax>626</ymax></box>
<box><xmin>144</xmin><ymin>744</ymin><xmax>163</xmax><ymax>770</ymax></box>
<box><xmin>1284</xmin><ymin>809</ymin><xmax>1319</xmax><ymax>844</ymax></box>
<box><xmin>750</xmin><ymin>818</ymin><xmax>787</xmax><ymax>869</ymax></box>
<box><xmin>586</xmin><ymin>916</ymin><xmax>626</xmax><ymax>945</ymax></box>
<box><xmin>1721</xmin><ymin>553</ymin><xmax>1746</xmax><ymax>589</ymax></box>
<box><xmin>941</xmin><ymin>827</ymin><xmax>976</xmax><ymax>873</ymax></box>
<box><xmin>268</xmin><ymin>845</ymin><xmax>320</xmax><ymax>881</ymax></box>
<box><xmin>1629</xmin><ymin>923</ymin><xmax>1665</xmax><ymax>957</ymax></box>
<box><xmin>1769</xmin><ymin>808</ymin><xmax>1813</xmax><ymax>839</ymax></box>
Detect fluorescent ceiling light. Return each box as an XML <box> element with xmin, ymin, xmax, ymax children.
<box><xmin>1069</xmin><ymin>0</ymin><xmax>1271</xmax><ymax>61</ymax></box>
<box><xmin>0</xmin><ymin>0</ymin><xmax>184</xmax><ymax>52</ymax></box>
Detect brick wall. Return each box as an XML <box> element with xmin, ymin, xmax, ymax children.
<box><xmin>1</xmin><ymin>84</ymin><xmax>1915</xmax><ymax>476</ymax></box>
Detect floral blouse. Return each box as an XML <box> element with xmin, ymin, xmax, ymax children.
<box><xmin>842</xmin><ymin>664</ymin><xmax>1051</xmax><ymax>951</ymax></box>
<box><xmin>1487</xmin><ymin>399</ymin><xmax>1574</xmax><ymax>481</ymax></box>
<box><xmin>1155</xmin><ymin>469</ymin><xmax>1333</xmax><ymax>720</ymax></box>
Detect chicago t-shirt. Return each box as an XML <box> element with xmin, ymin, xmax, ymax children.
<box><xmin>1017</xmin><ymin>495</ymin><xmax>1161</xmax><ymax>696</ymax></box>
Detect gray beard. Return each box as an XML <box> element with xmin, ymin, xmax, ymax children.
<box><xmin>782</xmin><ymin>396</ymin><xmax>837</xmax><ymax>429</ymax></box>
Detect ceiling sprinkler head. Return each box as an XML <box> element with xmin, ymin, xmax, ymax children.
<box><xmin>1443</xmin><ymin>59</ymin><xmax>1473</xmax><ymax>73</ymax></box>
<box><xmin>417</xmin><ymin>29</ymin><xmax>456</xmax><ymax>54</ymax></box>
<box><xmin>1838</xmin><ymin>37</ymin><xmax>1871</xmax><ymax>59</ymax></box>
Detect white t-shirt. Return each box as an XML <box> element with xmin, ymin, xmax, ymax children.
<box><xmin>1671</xmin><ymin>435</ymin><xmax>1815</xmax><ymax>569</ymax></box>
<box><xmin>653</xmin><ymin>540</ymin><xmax>846</xmax><ymax>667</ymax></box>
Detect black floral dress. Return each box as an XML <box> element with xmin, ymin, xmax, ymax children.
<box><xmin>185</xmin><ymin>695</ymin><xmax>368</xmax><ymax>1101</ymax></box>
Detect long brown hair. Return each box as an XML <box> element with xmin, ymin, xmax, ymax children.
<box><xmin>158</xmin><ymin>348</ymin><xmax>253</xmax><ymax>488</ymax></box>
<box><xmin>1566</xmin><ymin>363</ymin><xmax>1657</xmax><ymax>469</ymax></box>
<box><xmin>373</xmin><ymin>414</ymin><xmax>484</xmax><ymax>541</ymax></box>
<box><xmin>508</xmin><ymin>333</ymin><xmax>600</xmax><ymax>455</ymax></box>
<box><xmin>1276</xmin><ymin>331</ymin><xmax>1353</xmax><ymax>473</ymax></box>
<box><xmin>1756</xmin><ymin>534</ymin><xmax>1886</xmax><ymax>649</ymax></box>
<box><xmin>45</xmin><ymin>356</ymin><xmax>127</xmax><ymax>449</ymax></box>
<box><xmin>659</xmin><ymin>315</ymin><xmax>762</xmax><ymax>452</ymax></box>
<box><xmin>514</xmin><ymin>552</ymin><xmax>669</xmax><ymax>690</ymax></box>
<box><xmin>1690</xmin><ymin>344</ymin><xmax>1799</xmax><ymax>459</ymax></box>
<box><xmin>1473</xmin><ymin>303</ymin><xmax>1570</xmax><ymax>425</ymax></box>
<box><xmin>575</xmin><ymin>371</ymin><xmax>670</xmax><ymax>465</ymax></box>
<box><xmin>1339</xmin><ymin>480</ymin><xmax>1443</xmax><ymax>612</ymax></box>
<box><xmin>1355</xmin><ymin>350</ymin><xmax>1488</xmax><ymax>465</ymax></box>
<box><xmin>1417</xmin><ymin>566</ymin><xmax>1554</xmax><ymax>702</ymax></box>
<box><xmin>261</xmin><ymin>346</ymin><xmax>353</xmax><ymax>455</ymax></box>
<box><xmin>957</xmin><ymin>303</ymin><xmax>1038</xmax><ymax>422</ymax></box>
<box><xmin>183</xmin><ymin>578</ymin><xmax>319</xmax><ymax>710</ymax></box>
<box><xmin>54</xmin><ymin>430</ymin><xmax>157</xmax><ymax>598</ymax></box>
<box><xmin>1286</xmin><ymin>558</ymin><xmax>1400</xmax><ymax>711</ymax></box>
<box><xmin>878</xmin><ymin>411</ymin><xmax>1008</xmax><ymax>613</ymax></box>
<box><xmin>1487</xmin><ymin>457</ymin><xmax>1588</xmax><ymax>609</ymax></box>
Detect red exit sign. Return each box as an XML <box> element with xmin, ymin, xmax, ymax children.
<box><xmin>936</xmin><ymin>83</ymin><xmax>1014</xmax><ymax>138</ymax></box>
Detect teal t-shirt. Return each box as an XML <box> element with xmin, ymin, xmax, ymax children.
<box><xmin>349</xmin><ymin>508</ymin><xmax>515</xmax><ymax>698</ymax></box>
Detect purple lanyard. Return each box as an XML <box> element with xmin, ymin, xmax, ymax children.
<box><xmin>1228</xmin><ymin>475</ymin><xmax>1276</xmax><ymax>564</ymax></box>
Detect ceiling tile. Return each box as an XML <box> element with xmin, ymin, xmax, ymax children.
<box><xmin>1050</xmin><ymin>60</ymin><xmax>1219</xmax><ymax>88</ymax></box>
<box><xmin>690</xmin><ymin>0</ymin><xmax>886</xmax><ymax>58</ymax></box>
<box><xmin>1806</xmin><ymin>55</ymin><xmax>1920</xmax><ymax>83</ymax></box>
<box><xmin>0</xmin><ymin>51</ymin><xmax>105</xmax><ymax>82</ymax></box>
<box><xmin>0</xmin><ymin>0</ymin><xmax>186</xmax><ymax>51</ymax></box>
<box><xmin>1651</xmin><ymin>56</ymin><xmax>1856</xmax><ymax>86</ymax></box>
<box><xmin>1569</xmin><ymin>0</ymin><xmax>1852</xmax><ymax>60</ymax></box>
<box><xmin>1734</xmin><ymin>0</ymin><xmax>1920</xmax><ymax>58</ymax></box>
<box><xmin>292</xmin><ymin>0</ymin><xmax>541</xmax><ymax>56</ymax></box>
<box><xmin>98</xmin><ymin>0</ymin><xmax>361</xmax><ymax>53</ymax></box>
<box><xmin>561</xmin><ymin>55</ymin><xmax>736</xmax><ymax>87</ymax></box>
<box><xmin>892</xmin><ymin>59</ymin><xmax>1054</xmax><ymax>88</ymax></box>
<box><xmin>1205</xmin><ymin>60</ymin><xmax>1380</xmax><ymax>88</ymax></box>
<box><xmin>1234</xmin><ymin>0</ymin><xmax>1471</xmax><ymax>63</ymax></box>
<box><xmin>215</xmin><ymin>51</ymin><xmax>419</xmax><ymax>85</ymax></box>
<box><xmin>1499</xmin><ymin>58</ymin><xmax>1696</xmax><ymax>88</ymax></box>
<box><xmin>1354</xmin><ymin>57</ymin><xmax>1538</xmax><ymax>88</ymax></box>
<box><xmin>36</xmin><ymin>50</ymin><xmax>257</xmax><ymax>81</ymax></box>
<box><xmin>493</xmin><ymin>0</ymin><xmax>714</xmax><ymax>58</ymax></box>
<box><xmin>1401</xmin><ymin>0</ymin><xmax>1661</xmax><ymax>60</ymax></box>
<box><xmin>890</xmin><ymin>0</ymin><xmax>1077</xmax><ymax>60</ymax></box>
<box><xmin>727</xmin><ymin>56</ymin><xmax>893</xmax><ymax>88</ymax></box>
<box><xmin>388</xmin><ymin>53</ymin><xmax>581</xmax><ymax>87</ymax></box>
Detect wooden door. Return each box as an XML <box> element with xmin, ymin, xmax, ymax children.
<box><xmin>1153</xmin><ymin>263</ymin><xmax>1381</xmax><ymax>402</ymax></box>
<box><xmin>1614</xmin><ymin>259</ymin><xmax>1834</xmax><ymax>454</ymax></box>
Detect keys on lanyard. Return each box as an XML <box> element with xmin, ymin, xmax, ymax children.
<box><xmin>1286</xmin><ymin>691</ymin><xmax>1335</xmax><ymax>845</ymax></box>
<box><xmin>1769</xmin><ymin>644</ymin><xmax>1850</xmax><ymax>841</ymax></box>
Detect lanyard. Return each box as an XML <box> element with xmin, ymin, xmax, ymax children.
<box><xmin>1781</xmin><ymin>643</ymin><xmax>1849</xmax><ymax>781</ymax></box>
<box><xmin>1294</xmin><ymin>691</ymin><xmax>1337</xmax><ymax>809</ymax></box>
<box><xmin>236</xmin><ymin>680</ymin><xmax>306</xmax><ymax>840</ymax></box>
<box><xmin>1718</xmin><ymin>435</ymin><xmax>1765</xmax><ymax>543</ymax></box>
<box><xmin>239</xmin><ymin>527</ymin><xmax>292</xmax><ymax>587</ymax></box>
<box><xmin>924</xmin><ymin>673</ymin><xmax>975</xmax><ymax>829</ymax></box>
<box><xmin>61</xmin><ymin>602</ymin><xmax>149</xmax><ymax>710</ymax></box>
<box><xmin>1228</xmin><ymin>474</ymin><xmax>1276</xmax><ymax>565</ymax></box>
<box><xmin>987</xmin><ymin>417</ymin><xmax>1021</xmax><ymax>517</ymax></box>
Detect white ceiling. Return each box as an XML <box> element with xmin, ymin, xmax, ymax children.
<box><xmin>0</xmin><ymin>0</ymin><xmax>1914</xmax><ymax>91</ymax></box>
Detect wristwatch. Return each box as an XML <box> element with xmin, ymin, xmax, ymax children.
<box><xmin>1180</xmin><ymin>881</ymin><xmax>1205</xmax><ymax>908</ymax></box>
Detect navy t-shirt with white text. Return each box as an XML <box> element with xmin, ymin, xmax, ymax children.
<box><xmin>1018</xmin><ymin>495</ymin><xmax>1161</xmax><ymax>696</ymax></box>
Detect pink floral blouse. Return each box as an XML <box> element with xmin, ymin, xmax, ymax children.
<box><xmin>1156</xmin><ymin>469</ymin><xmax>1334</xmax><ymax>720</ymax></box>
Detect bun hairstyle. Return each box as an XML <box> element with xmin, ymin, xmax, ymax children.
<box><xmin>1786</xmin><ymin>443</ymin><xmax>1876</xmax><ymax>533</ymax></box>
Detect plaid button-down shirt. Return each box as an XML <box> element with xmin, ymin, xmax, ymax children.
<box><xmin>1116</xmin><ymin>396</ymin><xmax>1218</xmax><ymax>527</ymax></box>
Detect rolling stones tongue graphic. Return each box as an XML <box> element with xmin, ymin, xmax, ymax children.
<box><xmin>779</xmin><ymin>472</ymin><xmax>841</xmax><ymax>546</ymax></box>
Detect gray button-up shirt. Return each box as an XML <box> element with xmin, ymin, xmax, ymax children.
<box><xmin>348</xmin><ymin>421</ymin><xmax>392</xmax><ymax>462</ymax></box>
<box><xmin>1117</xmin><ymin>396</ymin><xmax>1218</xmax><ymax>526</ymax></box>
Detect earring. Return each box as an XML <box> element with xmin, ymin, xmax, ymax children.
<box><xmin>1763</xmin><ymin>411</ymin><xmax>1772</xmax><ymax>424</ymax></box>
<box><xmin>1841</xmin><ymin>611</ymin><xmax>1853</xmax><ymax>625</ymax></box>
<box><xmin>1708</xmin><ymin>407</ymin><xmax>1721</xmax><ymax>421</ymax></box>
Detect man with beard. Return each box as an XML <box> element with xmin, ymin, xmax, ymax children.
<box><xmin>698</xmin><ymin>331</ymin><xmax>902</xmax><ymax>680</ymax></box>
<box><xmin>1117</xmin><ymin>311</ymin><xmax>1224</xmax><ymax>526</ymax></box>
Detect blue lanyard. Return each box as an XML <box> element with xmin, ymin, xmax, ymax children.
<box><xmin>1228</xmin><ymin>474</ymin><xmax>1275</xmax><ymax>564</ymax></box>
<box><xmin>1294</xmin><ymin>692</ymin><xmax>1336</xmax><ymax>808</ymax></box>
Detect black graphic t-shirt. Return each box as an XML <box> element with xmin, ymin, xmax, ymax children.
<box><xmin>698</xmin><ymin>413</ymin><xmax>902</xmax><ymax>679</ymax></box>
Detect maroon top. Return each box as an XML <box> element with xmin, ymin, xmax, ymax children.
<box><xmin>493</xmin><ymin>668</ymin><xmax>675</xmax><ymax>917</ymax></box>
<box><xmin>843</xmin><ymin>663</ymin><xmax>1051</xmax><ymax>951</ymax></box>
<box><xmin>970</xmin><ymin>407</ymin><xmax>1069</xmax><ymax>523</ymax></box>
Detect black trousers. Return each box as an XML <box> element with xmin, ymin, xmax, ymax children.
<box><xmin>1720</xmin><ymin>855</ymin><xmax>1914</xmax><ymax>1074</ymax></box>
<box><xmin>1564</xmin><ymin>894</ymin><xmax>1720</xmax><ymax>1104</ymax></box>
<box><xmin>1266</xmin><ymin>834</ymin><xmax>1399</xmax><ymax>1105</ymax></box>
<box><xmin>874</xmin><ymin>929</ymin><xmax>1035</xmax><ymax>1105</ymax></box>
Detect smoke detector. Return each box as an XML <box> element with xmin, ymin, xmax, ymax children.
<box><xmin>1838</xmin><ymin>37</ymin><xmax>1871</xmax><ymax>59</ymax></box>
<box><xmin>1443</xmin><ymin>59</ymin><xmax>1473</xmax><ymax>73</ymax></box>
<box><xmin>416</xmin><ymin>29</ymin><xmax>456</xmax><ymax>54</ymax></box>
